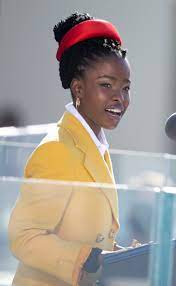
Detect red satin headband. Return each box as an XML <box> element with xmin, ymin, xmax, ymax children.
<box><xmin>56</xmin><ymin>19</ymin><xmax>122</xmax><ymax>61</ymax></box>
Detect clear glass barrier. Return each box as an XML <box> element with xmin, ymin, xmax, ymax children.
<box><xmin>111</xmin><ymin>149</ymin><xmax>176</xmax><ymax>187</ymax></box>
<box><xmin>0</xmin><ymin>123</ymin><xmax>55</xmax><ymax>143</ymax></box>
<box><xmin>1</xmin><ymin>124</ymin><xmax>176</xmax><ymax>185</ymax></box>
<box><xmin>0</xmin><ymin>178</ymin><xmax>176</xmax><ymax>286</ymax></box>
<box><xmin>0</xmin><ymin>125</ymin><xmax>176</xmax><ymax>286</ymax></box>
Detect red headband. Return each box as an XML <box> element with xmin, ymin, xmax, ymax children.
<box><xmin>56</xmin><ymin>19</ymin><xmax>122</xmax><ymax>61</ymax></box>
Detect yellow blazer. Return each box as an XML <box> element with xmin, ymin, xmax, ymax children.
<box><xmin>8</xmin><ymin>111</ymin><xmax>119</xmax><ymax>286</ymax></box>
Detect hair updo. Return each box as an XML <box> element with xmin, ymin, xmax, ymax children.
<box><xmin>53</xmin><ymin>12</ymin><xmax>127</xmax><ymax>89</ymax></box>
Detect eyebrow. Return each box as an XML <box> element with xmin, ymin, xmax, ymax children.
<box><xmin>97</xmin><ymin>75</ymin><xmax>131</xmax><ymax>83</ymax></box>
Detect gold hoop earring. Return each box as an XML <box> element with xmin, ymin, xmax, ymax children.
<box><xmin>76</xmin><ymin>97</ymin><xmax>80</xmax><ymax>109</ymax></box>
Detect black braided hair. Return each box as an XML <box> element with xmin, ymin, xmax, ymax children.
<box><xmin>53</xmin><ymin>12</ymin><xmax>127</xmax><ymax>89</ymax></box>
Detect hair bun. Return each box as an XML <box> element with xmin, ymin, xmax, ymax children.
<box><xmin>53</xmin><ymin>12</ymin><xmax>93</xmax><ymax>44</ymax></box>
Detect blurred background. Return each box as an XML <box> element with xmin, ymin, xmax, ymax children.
<box><xmin>0</xmin><ymin>0</ymin><xmax>176</xmax><ymax>153</ymax></box>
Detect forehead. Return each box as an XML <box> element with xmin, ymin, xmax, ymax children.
<box><xmin>84</xmin><ymin>55</ymin><xmax>131</xmax><ymax>80</ymax></box>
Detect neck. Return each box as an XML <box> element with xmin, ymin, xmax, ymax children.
<box><xmin>78</xmin><ymin>109</ymin><xmax>101</xmax><ymax>138</ymax></box>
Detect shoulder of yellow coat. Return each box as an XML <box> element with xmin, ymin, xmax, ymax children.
<box><xmin>24</xmin><ymin>139</ymin><xmax>74</xmax><ymax>180</ymax></box>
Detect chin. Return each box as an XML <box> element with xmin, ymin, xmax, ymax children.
<box><xmin>103</xmin><ymin>122</ymin><xmax>120</xmax><ymax>130</ymax></box>
<box><xmin>105</xmin><ymin>115</ymin><xmax>122</xmax><ymax>128</ymax></box>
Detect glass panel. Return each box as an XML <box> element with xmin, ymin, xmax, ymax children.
<box><xmin>0</xmin><ymin>142</ymin><xmax>36</xmax><ymax>177</ymax></box>
<box><xmin>1</xmin><ymin>124</ymin><xmax>176</xmax><ymax>185</ymax></box>
<box><xmin>0</xmin><ymin>123</ymin><xmax>54</xmax><ymax>143</ymax></box>
<box><xmin>149</xmin><ymin>188</ymin><xmax>175</xmax><ymax>286</ymax></box>
<box><xmin>1</xmin><ymin>177</ymin><xmax>176</xmax><ymax>286</ymax></box>
<box><xmin>0</xmin><ymin>126</ymin><xmax>176</xmax><ymax>286</ymax></box>
<box><xmin>0</xmin><ymin>179</ymin><xmax>19</xmax><ymax>286</ymax></box>
<box><xmin>111</xmin><ymin>149</ymin><xmax>176</xmax><ymax>187</ymax></box>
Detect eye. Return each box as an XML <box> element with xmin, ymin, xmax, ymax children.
<box><xmin>100</xmin><ymin>83</ymin><xmax>112</xmax><ymax>88</ymax></box>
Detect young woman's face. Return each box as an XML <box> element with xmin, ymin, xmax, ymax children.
<box><xmin>73</xmin><ymin>54</ymin><xmax>131</xmax><ymax>136</ymax></box>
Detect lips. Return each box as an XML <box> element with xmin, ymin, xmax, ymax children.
<box><xmin>105</xmin><ymin>106</ymin><xmax>124</xmax><ymax>118</ymax></box>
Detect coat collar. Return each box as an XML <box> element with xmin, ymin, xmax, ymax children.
<box><xmin>58</xmin><ymin>112</ymin><xmax>113</xmax><ymax>183</ymax></box>
<box><xmin>57</xmin><ymin>112</ymin><xmax>119</xmax><ymax>227</ymax></box>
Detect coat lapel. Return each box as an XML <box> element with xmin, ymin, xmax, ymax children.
<box><xmin>84</xmin><ymin>149</ymin><xmax>119</xmax><ymax>227</ymax></box>
<box><xmin>104</xmin><ymin>150</ymin><xmax>113</xmax><ymax>176</ymax></box>
<box><xmin>58</xmin><ymin>112</ymin><xmax>119</xmax><ymax>226</ymax></box>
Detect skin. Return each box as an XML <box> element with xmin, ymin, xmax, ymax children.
<box><xmin>70</xmin><ymin>54</ymin><xmax>131</xmax><ymax>138</ymax></box>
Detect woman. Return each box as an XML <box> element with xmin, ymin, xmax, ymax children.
<box><xmin>8</xmin><ymin>12</ymin><xmax>131</xmax><ymax>286</ymax></box>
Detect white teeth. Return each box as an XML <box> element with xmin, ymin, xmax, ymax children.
<box><xmin>106</xmin><ymin>108</ymin><xmax>121</xmax><ymax>114</ymax></box>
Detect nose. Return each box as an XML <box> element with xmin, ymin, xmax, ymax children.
<box><xmin>112</xmin><ymin>89</ymin><xmax>124</xmax><ymax>104</ymax></box>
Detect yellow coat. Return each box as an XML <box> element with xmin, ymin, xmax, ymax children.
<box><xmin>8</xmin><ymin>111</ymin><xmax>119</xmax><ymax>286</ymax></box>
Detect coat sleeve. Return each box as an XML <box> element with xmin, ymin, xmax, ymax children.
<box><xmin>8</xmin><ymin>141</ymin><xmax>92</xmax><ymax>285</ymax></box>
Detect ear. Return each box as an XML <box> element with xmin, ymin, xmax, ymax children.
<box><xmin>70</xmin><ymin>78</ymin><xmax>84</xmax><ymax>100</ymax></box>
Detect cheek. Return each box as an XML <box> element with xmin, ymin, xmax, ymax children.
<box><xmin>84</xmin><ymin>88</ymin><xmax>107</xmax><ymax>108</ymax></box>
<box><xmin>124</xmin><ymin>94</ymin><xmax>130</xmax><ymax>109</ymax></box>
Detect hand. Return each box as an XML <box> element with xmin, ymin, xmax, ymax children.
<box><xmin>113</xmin><ymin>239</ymin><xmax>142</xmax><ymax>252</ymax></box>
<box><xmin>129</xmin><ymin>239</ymin><xmax>142</xmax><ymax>248</ymax></box>
<box><xmin>113</xmin><ymin>244</ymin><xmax>127</xmax><ymax>251</ymax></box>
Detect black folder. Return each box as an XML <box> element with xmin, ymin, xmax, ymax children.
<box><xmin>100</xmin><ymin>241</ymin><xmax>175</xmax><ymax>286</ymax></box>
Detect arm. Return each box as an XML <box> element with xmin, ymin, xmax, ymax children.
<box><xmin>8</xmin><ymin>141</ymin><xmax>92</xmax><ymax>285</ymax></box>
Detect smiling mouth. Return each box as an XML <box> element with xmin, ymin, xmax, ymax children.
<box><xmin>105</xmin><ymin>108</ymin><xmax>122</xmax><ymax>117</ymax></box>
